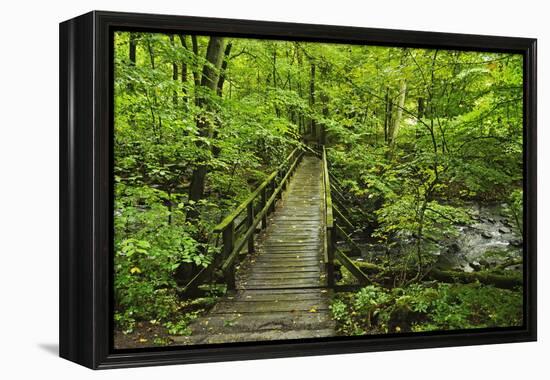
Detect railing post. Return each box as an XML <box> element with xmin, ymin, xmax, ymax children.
<box><xmin>268</xmin><ymin>179</ymin><xmax>276</xmax><ymax>213</ymax></box>
<box><xmin>222</xmin><ymin>221</ymin><xmax>236</xmax><ymax>289</ymax></box>
<box><xmin>247</xmin><ymin>203</ymin><xmax>255</xmax><ymax>254</ymax></box>
<box><xmin>261</xmin><ymin>187</ymin><xmax>267</xmax><ymax>229</ymax></box>
<box><xmin>327</xmin><ymin>226</ymin><xmax>335</xmax><ymax>288</ymax></box>
<box><xmin>281</xmin><ymin>167</ymin><xmax>287</xmax><ymax>192</ymax></box>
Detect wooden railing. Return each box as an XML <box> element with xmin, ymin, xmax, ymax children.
<box><xmin>322</xmin><ymin>146</ymin><xmax>335</xmax><ymax>288</ymax></box>
<box><xmin>182</xmin><ymin>144</ymin><xmax>369</xmax><ymax>294</ymax></box>
<box><xmin>214</xmin><ymin>148</ymin><xmax>303</xmax><ymax>288</ymax></box>
<box><xmin>179</xmin><ymin>148</ymin><xmax>303</xmax><ymax>293</ymax></box>
<box><xmin>321</xmin><ymin>145</ymin><xmax>370</xmax><ymax>288</ymax></box>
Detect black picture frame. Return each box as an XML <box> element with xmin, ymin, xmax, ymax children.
<box><xmin>59</xmin><ymin>10</ymin><xmax>537</xmax><ymax>369</ymax></box>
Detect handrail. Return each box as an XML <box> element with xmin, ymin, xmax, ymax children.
<box><xmin>322</xmin><ymin>146</ymin><xmax>335</xmax><ymax>287</ymax></box>
<box><xmin>211</xmin><ymin>147</ymin><xmax>303</xmax><ymax>289</ymax></box>
<box><xmin>323</xmin><ymin>147</ymin><xmax>333</xmax><ymax>229</ymax></box>
<box><xmin>184</xmin><ymin>144</ymin><xmax>369</xmax><ymax>293</ymax></box>
<box><xmin>180</xmin><ymin>147</ymin><xmax>303</xmax><ymax>294</ymax></box>
<box><xmin>214</xmin><ymin>147</ymin><xmax>300</xmax><ymax>232</ymax></box>
<box><xmin>220</xmin><ymin>155</ymin><xmax>302</xmax><ymax>272</ymax></box>
<box><xmin>333</xmin><ymin>205</ymin><xmax>355</xmax><ymax>233</ymax></box>
<box><xmin>322</xmin><ymin>145</ymin><xmax>370</xmax><ymax>288</ymax></box>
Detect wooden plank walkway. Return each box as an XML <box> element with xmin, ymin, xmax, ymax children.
<box><xmin>173</xmin><ymin>155</ymin><xmax>335</xmax><ymax>344</ymax></box>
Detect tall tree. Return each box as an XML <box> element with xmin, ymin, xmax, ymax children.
<box><xmin>388</xmin><ymin>79</ymin><xmax>407</xmax><ymax>152</ymax></box>
<box><xmin>217</xmin><ymin>42</ymin><xmax>233</xmax><ymax>97</ymax></box>
<box><xmin>187</xmin><ymin>36</ymin><xmax>226</xmax><ymax>221</ymax></box>
<box><xmin>178</xmin><ymin>35</ymin><xmax>189</xmax><ymax>105</ymax></box>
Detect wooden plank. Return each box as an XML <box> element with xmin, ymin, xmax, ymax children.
<box><xmin>336</xmin><ymin>224</ymin><xmax>363</xmax><ymax>255</ymax></box>
<box><xmin>181</xmin><ymin>315</ymin><xmax>333</xmax><ymax>338</ymax></box>
<box><xmin>229</xmin><ymin>290</ymin><xmax>326</xmax><ymax>301</ymax></box>
<box><xmin>250</xmin><ymin>267</ymin><xmax>321</xmax><ymax>273</ymax></box>
<box><xmin>172</xmin><ymin>328</ymin><xmax>336</xmax><ymax>345</ymax></box>
<box><xmin>181</xmin><ymin>156</ymin><xmax>335</xmax><ymax>342</ymax></box>
<box><xmin>262</xmin><ymin>239</ymin><xmax>321</xmax><ymax>244</ymax></box>
<box><xmin>212</xmin><ymin>300</ymin><xmax>329</xmax><ymax>314</ymax></box>
<box><xmin>334</xmin><ymin>205</ymin><xmax>355</xmax><ymax>232</ymax></box>
<box><xmin>241</xmin><ymin>278</ymin><xmax>324</xmax><ymax>288</ymax></box>
<box><xmin>256</xmin><ymin>252</ymin><xmax>322</xmax><ymax>259</ymax></box>
<box><xmin>250</xmin><ymin>265</ymin><xmax>321</xmax><ymax>271</ymax></box>
<box><xmin>232</xmin><ymin>288</ymin><xmax>326</xmax><ymax>295</ymax></box>
<box><xmin>334</xmin><ymin>248</ymin><xmax>370</xmax><ymax>285</ymax></box>
<box><xmin>261</xmin><ymin>234</ymin><xmax>319</xmax><ymax>239</ymax></box>
<box><xmin>253</xmin><ymin>258</ymin><xmax>322</xmax><ymax>267</ymax></box>
<box><xmin>186</xmin><ymin>311</ymin><xmax>333</xmax><ymax>333</ymax></box>
<box><xmin>247</xmin><ymin>272</ymin><xmax>322</xmax><ymax>280</ymax></box>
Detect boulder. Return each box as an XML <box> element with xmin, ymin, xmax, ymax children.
<box><xmin>470</xmin><ymin>261</ymin><xmax>482</xmax><ymax>271</ymax></box>
<box><xmin>481</xmin><ymin>231</ymin><xmax>492</xmax><ymax>239</ymax></box>
<box><xmin>446</xmin><ymin>242</ymin><xmax>461</xmax><ymax>254</ymax></box>
<box><xmin>509</xmin><ymin>239</ymin><xmax>523</xmax><ymax>247</ymax></box>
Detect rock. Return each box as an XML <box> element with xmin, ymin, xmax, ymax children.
<box><xmin>470</xmin><ymin>261</ymin><xmax>482</xmax><ymax>271</ymax></box>
<box><xmin>479</xmin><ymin>258</ymin><xmax>490</xmax><ymax>267</ymax></box>
<box><xmin>481</xmin><ymin>231</ymin><xmax>493</xmax><ymax>239</ymax></box>
<box><xmin>499</xmin><ymin>227</ymin><xmax>511</xmax><ymax>234</ymax></box>
<box><xmin>446</xmin><ymin>242</ymin><xmax>461</xmax><ymax>254</ymax></box>
<box><xmin>488</xmin><ymin>218</ymin><xmax>496</xmax><ymax>224</ymax></box>
<box><xmin>509</xmin><ymin>239</ymin><xmax>523</xmax><ymax>247</ymax></box>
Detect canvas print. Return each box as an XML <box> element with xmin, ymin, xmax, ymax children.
<box><xmin>112</xmin><ymin>31</ymin><xmax>524</xmax><ymax>349</ymax></box>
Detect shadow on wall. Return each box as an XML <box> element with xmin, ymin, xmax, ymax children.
<box><xmin>38</xmin><ymin>343</ymin><xmax>58</xmax><ymax>356</ymax></box>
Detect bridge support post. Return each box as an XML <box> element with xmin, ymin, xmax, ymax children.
<box><xmin>222</xmin><ymin>221</ymin><xmax>236</xmax><ymax>289</ymax></box>
<box><xmin>247</xmin><ymin>203</ymin><xmax>255</xmax><ymax>254</ymax></box>
<box><xmin>261</xmin><ymin>187</ymin><xmax>267</xmax><ymax>229</ymax></box>
<box><xmin>281</xmin><ymin>168</ymin><xmax>287</xmax><ymax>192</ymax></box>
<box><xmin>268</xmin><ymin>180</ymin><xmax>276</xmax><ymax>213</ymax></box>
<box><xmin>326</xmin><ymin>226</ymin><xmax>335</xmax><ymax>288</ymax></box>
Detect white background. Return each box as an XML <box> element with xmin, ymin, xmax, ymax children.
<box><xmin>0</xmin><ymin>0</ymin><xmax>547</xmax><ymax>378</ymax></box>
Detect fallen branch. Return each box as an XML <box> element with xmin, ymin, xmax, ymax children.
<box><xmin>350</xmin><ymin>261</ymin><xmax>522</xmax><ymax>290</ymax></box>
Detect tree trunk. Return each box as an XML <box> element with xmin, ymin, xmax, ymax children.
<box><xmin>319</xmin><ymin>65</ymin><xmax>330</xmax><ymax>146</ymax></box>
<box><xmin>389</xmin><ymin>79</ymin><xmax>407</xmax><ymax>150</ymax></box>
<box><xmin>170</xmin><ymin>35</ymin><xmax>179</xmax><ymax>106</ymax></box>
<box><xmin>309</xmin><ymin>63</ymin><xmax>316</xmax><ymax>137</ymax></box>
<box><xmin>129</xmin><ymin>33</ymin><xmax>137</xmax><ymax>65</ymax></box>
<box><xmin>127</xmin><ymin>33</ymin><xmax>137</xmax><ymax>126</ymax></box>
<box><xmin>217</xmin><ymin>42</ymin><xmax>233</xmax><ymax>97</ymax></box>
<box><xmin>178</xmin><ymin>35</ymin><xmax>189</xmax><ymax>104</ymax></box>
<box><xmin>417</xmin><ymin>97</ymin><xmax>424</xmax><ymax>119</ymax></box>
<box><xmin>191</xmin><ymin>35</ymin><xmax>201</xmax><ymax>89</ymax></box>
<box><xmin>272</xmin><ymin>48</ymin><xmax>281</xmax><ymax>117</ymax></box>
<box><xmin>354</xmin><ymin>262</ymin><xmax>522</xmax><ymax>290</ymax></box>
<box><xmin>383</xmin><ymin>87</ymin><xmax>390</xmax><ymax>143</ymax></box>
<box><xmin>187</xmin><ymin>36</ymin><xmax>226</xmax><ymax>221</ymax></box>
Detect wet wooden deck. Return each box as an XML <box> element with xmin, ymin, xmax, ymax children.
<box><xmin>173</xmin><ymin>155</ymin><xmax>335</xmax><ymax>344</ymax></box>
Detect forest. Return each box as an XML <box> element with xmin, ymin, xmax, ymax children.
<box><xmin>113</xmin><ymin>31</ymin><xmax>524</xmax><ymax>347</ymax></box>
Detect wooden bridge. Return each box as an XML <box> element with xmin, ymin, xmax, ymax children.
<box><xmin>174</xmin><ymin>146</ymin><xmax>369</xmax><ymax>344</ymax></box>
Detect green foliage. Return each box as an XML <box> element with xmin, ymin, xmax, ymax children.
<box><xmin>112</xmin><ymin>29</ymin><xmax>524</xmax><ymax>341</ymax></box>
<box><xmin>506</xmin><ymin>189</ymin><xmax>523</xmax><ymax>234</ymax></box>
<box><xmin>113</xmin><ymin>32</ymin><xmax>303</xmax><ymax>334</ymax></box>
<box><xmin>330</xmin><ymin>283</ymin><xmax>523</xmax><ymax>335</ymax></box>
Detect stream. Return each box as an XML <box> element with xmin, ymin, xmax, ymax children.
<box><xmin>437</xmin><ymin>202</ymin><xmax>523</xmax><ymax>272</ymax></box>
<box><xmin>357</xmin><ymin>202</ymin><xmax>523</xmax><ymax>273</ymax></box>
